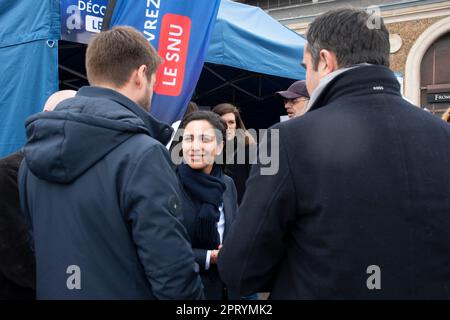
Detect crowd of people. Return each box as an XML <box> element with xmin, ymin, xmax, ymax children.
<box><xmin>0</xmin><ymin>8</ymin><xmax>449</xmax><ymax>300</ymax></box>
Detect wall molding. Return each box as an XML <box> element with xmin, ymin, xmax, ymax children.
<box><xmin>287</xmin><ymin>2</ymin><xmax>450</xmax><ymax>34</ymax></box>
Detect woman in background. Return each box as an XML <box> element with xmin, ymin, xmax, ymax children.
<box><xmin>212</xmin><ymin>103</ymin><xmax>256</xmax><ymax>205</ymax></box>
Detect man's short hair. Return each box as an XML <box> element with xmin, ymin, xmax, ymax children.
<box><xmin>306</xmin><ymin>8</ymin><xmax>390</xmax><ymax>70</ymax></box>
<box><xmin>86</xmin><ymin>26</ymin><xmax>161</xmax><ymax>87</ymax></box>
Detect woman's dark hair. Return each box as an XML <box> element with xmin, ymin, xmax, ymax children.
<box><xmin>212</xmin><ymin>103</ymin><xmax>247</xmax><ymax>130</ymax></box>
<box><xmin>184</xmin><ymin>101</ymin><xmax>199</xmax><ymax>118</ymax></box>
<box><xmin>179</xmin><ymin>111</ymin><xmax>227</xmax><ymax>143</ymax></box>
<box><xmin>306</xmin><ymin>8</ymin><xmax>390</xmax><ymax>70</ymax></box>
<box><xmin>178</xmin><ymin>111</ymin><xmax>227</xmax><ymax>170</ymax></box>
<box><xmin>212</xmin><ymin>103</ymin><xmax>255</xmax><ymax>145</ymax></box>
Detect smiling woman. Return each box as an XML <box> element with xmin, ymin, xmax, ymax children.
<box><xmin>181</xmin><ymin>118</ymin><xmax>223</xmax><ymax>174</ymax></box>
<box><xmin>175</xmin><ymin>111</ymin><xmax>242</xmax><ymax>300</ymax></box>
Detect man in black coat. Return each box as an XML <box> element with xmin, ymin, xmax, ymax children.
<box><xmin>218</xmin><ymin>8</ymin><xmax>450</xmax><ymax>299</ymax></box>
<box><xmin>0</xmin><ymin>150</ymin><xmax>35</xmax><ymax>299</ymax></box>
<box><xmin>0</xmin><ymin>90</ymin><xmax>76</xmax><ymax>300</ymax></box>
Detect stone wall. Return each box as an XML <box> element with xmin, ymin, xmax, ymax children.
<box><xmin>387</xmin><ymin>16</ymin><xmax>446</xmax><ymax>74</ymax></box>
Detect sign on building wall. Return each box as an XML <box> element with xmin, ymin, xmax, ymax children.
<box><xmin>427</xmin><ymin>93</ymin><xmax>450</xmax><ymax>103</ymax></box>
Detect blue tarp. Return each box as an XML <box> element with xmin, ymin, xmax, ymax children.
<box><xmin>0</xmin><ymin>0</ymin><xmax>60</xmax><ymax>157</ymax></box>
<box><xmin>206</xmin><ymin>0</ymin><xmax>306</xmax><ymax>80</ymax></box>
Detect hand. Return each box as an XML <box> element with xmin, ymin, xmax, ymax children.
<box><xmin>210</xmin><ymin>248</ymin><xmax>221</xmax><ymax>264</ymax></box>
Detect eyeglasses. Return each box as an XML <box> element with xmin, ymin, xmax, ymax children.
<box><xmin>284</xmin><ymin>97</ymin><xmax>309</xmax><ymax>105</ymax></box>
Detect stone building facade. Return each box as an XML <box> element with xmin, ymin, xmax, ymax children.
<box><xmin>238</xmin><ymin>0</ymin><xmax>450</xmax><ymax>115</ymax></box>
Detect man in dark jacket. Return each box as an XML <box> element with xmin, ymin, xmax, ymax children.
<box><xmin>0</xmin><ymin>150</ymin><xmax>35</xmax><ymax>299</ymax></box>
<box><xmin>18</xmin><ymin>26</ymin><xmax>203</xmax><ymax>299</ymax></box>
<box><xmin>218</xmin><ymin>9</ymin><xmax>450</xmax><ymax>299</ymax></box>
<box><xmin>0</xmin><ymin>90</ymin><xmax>76</xmax><ymax>300</ymax></box>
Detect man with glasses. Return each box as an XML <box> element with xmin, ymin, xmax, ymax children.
<box><xmin>276</xmin><ymin>80</ymin><xmax>310</xmax><ymax>118</ymax></box>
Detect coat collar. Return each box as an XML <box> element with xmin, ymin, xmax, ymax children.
<box><xmin>77</xmin><ymin>86</ymin><xmax>173</xmax><ymax>145</ymax></box>
<box><xmin>307</xmin><ymin>64</ymin><xmax>401</xmax><ymax>113</ymax></box>
<box><xmin>305</xmin><ymin>65</ymin><xmax>360</xmax><ymax>113</ymax></box>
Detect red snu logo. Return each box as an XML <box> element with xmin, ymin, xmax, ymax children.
<box><xmin>155</xmin><ymin>14</ymin><xmax>191</xmax><ymax>97</ymax></box>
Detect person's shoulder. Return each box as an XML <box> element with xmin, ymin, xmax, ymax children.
<box><xmin>223</xmin><ymin>174</ymin><xmax>237</xmax><ymax>194</ymax></box>
<box><xmin>115</xmin><ymin>134</ymin><xmax>171</xmax><ymax>167</ymax></box>
<box><xmin>125</xmin><ymin>133</ymin><xmax>165</xmax><ymax>151</ymax></box>
<box><xmin>0</xmin><ymin>151</ymin><xmax>24</xmax><ymax>171</ymax></box>
<box><xmin>0</xmin><ymin>151</ymin><xmax>24</xmax><ymax>192</ymax></box>
<box><xmin>223</xmin><ymin>173</ymin><xmax>235</xmax><ymax>185</ymax></box>
<box><xmin>270</xmin><ymin>107</ymin><xmax>322</xmax><ymax>131</ymax></box>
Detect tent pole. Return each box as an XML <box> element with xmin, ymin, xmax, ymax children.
<box><xmin>59</xmin><ymin>65</ymin><xmax>88</xmax><ymax>80</ymax></box>
<box><xmin>204</xmin><ymin>66</ymin><xmax>261</xmax><ymax>100</ymax></box>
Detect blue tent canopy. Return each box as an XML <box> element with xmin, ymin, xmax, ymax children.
<box><xmin>193</xmin><ymin>0</ymin><xmax>306</xmax><ymax>129</ymax></box>
<box><xmin>0</xmin><ymin>0</ymin><xmax>60</xmax><ymax>157</ymax></box>
<box><xmin>206</xmin><ymin>0</ymin><xmax>306</xmax><ymax>80</ymax></box>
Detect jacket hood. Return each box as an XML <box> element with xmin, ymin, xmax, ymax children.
<box><xmin>23</xmin><ymin>87</ymin><xmax>173</xmax><ymax>184</ymax></box>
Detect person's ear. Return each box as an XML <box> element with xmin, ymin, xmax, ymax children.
<box><xmin>217</xmin><ymin>140</ymin><xmax>224</xmax><ymax>155</ymax></box>
<box><xmin>319</xmin><ymin>49</ymin><xmax>339</xmax><ymax>74</ymax></box>
<box><xmin>135</xmin><ymin>65</ymin><xmax>148</xmax><ymax>88</ymax></box>
<box><xmin>149</xmin><ymin>72</ymin><xmax>157</xmax><ymax>88</ymax></box>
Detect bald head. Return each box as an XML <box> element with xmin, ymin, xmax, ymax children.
<box><xmin>43</xmin><ymin>90</ymin><xmax>77</xmax><ymax>112</ymax></box>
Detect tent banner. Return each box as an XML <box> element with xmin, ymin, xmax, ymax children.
<box><xmin>108</xmin><ymin>0</ymin><xmax>221</xmax><ymax>124</ymax></box>
<box><xmin>61</xmin><ymin>0</ymin><xmax>108</xmax><ymax>43</ymax></box>
<box><xmin>60</xmin><ymin>0</ymin><xmax>221</xmax><ymax>124</ymax></box>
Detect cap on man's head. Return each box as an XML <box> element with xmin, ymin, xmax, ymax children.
<box><xmin>276</xmin><ymin>80</ymin><xmax>309</xmax><ymax>99</ymax></box>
